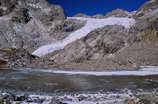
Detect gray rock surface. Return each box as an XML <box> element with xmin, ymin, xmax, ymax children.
<box><xmin>135</xmin><ymin>0</ymin><xmax>158</xmax><ymax>17</ymax></box>
<box><xmin>49</xmin><ymin>19</ymin><xmax>86</xmax><ymax>40</ymax></box>
<box><xmin>0</xmin><ymin>48</ymin><xmax>52</xmax><ymax>68</ymax></box>
<box><xmin>105</xmin><ymin>9</ymin><xmax>132</xmax><ymax>17</ymax></box>
<box><xmin>0</xmin><ymin>0</ymin><xmax>66</xmax><ymax>52</ymax></box>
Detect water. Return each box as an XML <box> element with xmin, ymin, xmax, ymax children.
<box><xmin>0</xmin><ymin>68</ymin><xmax>158</xmax><ymax>95</ymax></box>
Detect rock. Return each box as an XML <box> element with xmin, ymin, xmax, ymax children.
<box><xmin>105</xmin><ymin>9</ymin><xmax>132</xmax><ymax>17</ymax></box>
<box><xmin>135</xmin><ymin>0</ymin><xmax>158</xmax><ymax>18</ymax></box>
<box><xmin>0</xmin><ymin>0</ymin><xmax>16</xmax><ymax>16</ymax></box>
<box><xmin>14</xmin><ymin>94</ymin><xmax>28</xmax><ymax>101</ymax></box>
<box><xmin>11</xmin><ymin>8</ymin><xmax>32</xmax><ymax>24</ymax></box>
<box><xmin>127</xmin><ymin>99</ymin><xmax>137</xmax><ymax>104</ymax></box>
<box><xmin>49</xmin><ymin>98</ymin><xmax>63</xmax><ymax>104</ymax></box>
<box><xmin>50</xmin><ymin>19</ymin><xmax>86</xmax><ymax>40</ymax></box>
<box><xmin>74</xmin><ymin>13</ymin><xmax>89</xmax><ymax>18</ymax></box>
<box><xmin>92</xmin><ymin>14</ymin><xmax>105</xmax><ymax>19</ymax></box>
<box><xmin>0</xmin><ymin>60</ymin><xmax>7</xmax><ymax>67</ymax></box>
<box><xmin>0</xmin><ymin>0</ymin><xmax>65</xmax><ymax>52</ymax></box>
<box><xmin>137</xmin><ymin>94</ymin><xmax>158</xmax><ymax>104</ymax></box>
<box><xmin>0</xmin><ymin>48</ymin><xmax>52</xmax><ymax>68</ymax></box>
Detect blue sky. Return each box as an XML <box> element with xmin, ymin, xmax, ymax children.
<box><xmin>48</xmin><ymin>0</ymin><xmax>149</xmax><ymax>16</ymax></box>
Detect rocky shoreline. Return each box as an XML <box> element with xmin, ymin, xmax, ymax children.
<box><xmin>0</xmin><ymin>91</ymin><xmax>158</xmax><ymax>104</ymax></box>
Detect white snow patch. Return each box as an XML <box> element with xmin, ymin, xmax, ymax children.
<box><xmin>41</xmin><ymin>70</ymin><xmax>158</xmax><ymax>76</ymax></box>
<box><xmin>20</xmin><ymin>66</ymin><xmax>158</xmax><ymax>76</ymax></box>
<box><xmin>139</xmin><ymin>66</ymin><xmax>158</xmax><ymax>71</ymax></box>
<box><xmin>0</xmin><ymin>16</ymin><xmax>11</xmax><ymax>21</ymax></box>
<box><xmin>32</xmin><ymin>17</ymin><xmax>135</xmax><ymax>56</ymax></box>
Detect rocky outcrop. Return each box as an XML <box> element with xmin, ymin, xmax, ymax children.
<box><xmin>49</xmin><ymin>19</ymin><xmax>86</xmax><ymax>40</ymax></box>
<box><xmin>105</xmin><ymin>9</ymin><xmax>132</xmax><ymax>17</ymax></box>
<box><xmin>0</xmin><ymin>0</ymin><xmax>66</xmax><ymax>52</ymax></box>
<box><xmin>135</xmin><ymin>0</ymin><xmax>158</xmax><ymax>17</ymax></box>
<box><xmin>92</xmin><ymin>14</ymin><xmax>105</xmax><ymax>19</ymax></box>
<box><xmin>74</xmin><ymin>13</ymin><xmax>89</xmax><ymax>17</ymax></box>
<box><xmin>0</xmin><ymin>48</ymin><xmax>52</xmax><ymax>68</ymax></box>
<box><xmin>0</xmin><ymin>0</ymin><xmax>16</xmax><ymax>16</ymax></box>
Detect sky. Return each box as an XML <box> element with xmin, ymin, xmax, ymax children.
<box><xmin>48</xmin><ymin>0</ymin><xmax>149</xmax><ymax>16</ymax></box>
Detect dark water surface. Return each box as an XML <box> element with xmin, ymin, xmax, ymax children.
<box><xmin>0</xmin><ymin>69</ymin><xmax>158</xmax><ymax>95</ymax></box>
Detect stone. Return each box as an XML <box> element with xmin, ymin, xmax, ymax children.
<box><xmin>0</xmin><ymin>0</ymin><xmax>65</xmax><ymax>53</ymax></box>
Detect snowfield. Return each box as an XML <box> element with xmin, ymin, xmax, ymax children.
<box><xmin>32</xmin><ymin>17</ymin><xmax>135</xmax><ymax>56</ymax></box>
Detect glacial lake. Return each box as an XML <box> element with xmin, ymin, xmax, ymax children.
<box><xmin>0</xmin><ymin>68</ymin><xmax>158</xmax><ymax>95</ymax></box>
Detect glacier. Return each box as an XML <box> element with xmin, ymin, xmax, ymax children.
<box><xmin>32</xmin><ymin>17</ymin><xmax>135</xmax><ymax>57</ymax></box>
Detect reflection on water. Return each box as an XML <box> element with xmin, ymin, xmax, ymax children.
<box><xmin>0</xmin><ymin>69</ymin><xmax>158</xmax><ymax>94</ymax></box>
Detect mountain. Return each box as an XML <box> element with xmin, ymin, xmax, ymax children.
<box><xmin>0</xmin><ymin>0</ymin><xmax>158</xmax><ymax>70</ymax></box>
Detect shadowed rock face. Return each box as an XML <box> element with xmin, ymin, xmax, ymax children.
<box><xmin>49</xmin><ymin>19</ymin><xmax>86</xmax><ymax>40</ymax></box>
<box><xmin>0</xmin><ymin>0</ymin><xmax>16</xmax><ymax>16</ymax></box>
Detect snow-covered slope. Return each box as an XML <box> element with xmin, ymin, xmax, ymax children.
<box><xmin>32</xmin><ymin>17</ymin><xmax>135</xmax><ymax>57</ymax></box>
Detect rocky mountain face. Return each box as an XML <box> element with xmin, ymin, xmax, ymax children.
<box><xmin>0</xmin><ymin>0</ymin><xmax>158</xmax><ymax>69</ymax></box>
<box><xmin>0</xmin><ymin>0</ymin><xmax>66</xmax><ymax>52</ymax></box>
<box><xmin>0</xmin><ymin>0</ymin><xmax>84</xmax><ymax>52</ymax></box>
<box><xmin>48</xmin><ymin>25</ymin><xmax>135</xmax><ymax>64</ymax></box>
<box><xmin>45</xmin><ymin>0</ymin><xmax>158</xmax><ymax>70</ymax></box>
<box><xmin>0</xmin><ymin>0</ymin><xmax>86</xmax><ymax>68</ymax></box>
<box><xmin>135</xmin><ymin>0</ymin><xmax>158</xmax><ymax>17</ymax></box>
